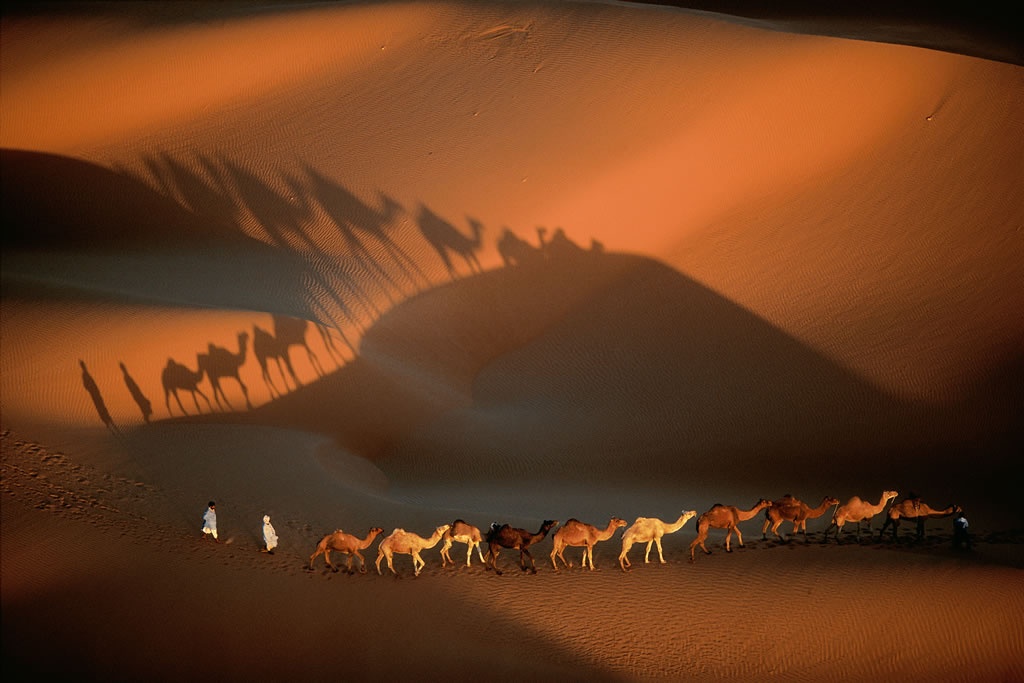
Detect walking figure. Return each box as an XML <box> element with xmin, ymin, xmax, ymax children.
<box><xmin>952</xmin><ymin>510</ymin><xmax>971</xmax><ymax>551</ymax></box>
<box><xmin>80</xmin><ymin>360</ymin><xmax>117</xmax><ymax>432</ymax></box>
<box><xmin>202</xmin><ymin>501</ymin><xmax>219</xmax><ymax>542</ymax></box>
<box><xmin>262</xmin><ymin>514</ymin><xmax>278</xmax><ymax>554</ymax></box>
<box><xmin>120</xmin><ymin>362</ymin><xmax>153</xmax><ymax>424</ymax></box>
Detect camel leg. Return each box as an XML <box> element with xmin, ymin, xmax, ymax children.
<box><xmin>654</xmin><ymin>538</ymin><xmax>666</xmax><ymax>564</ymax></box>
<box><xmin>643</xmin><ymin>540</ymin><xmax>653</xmax><ymax>564</ymax></box>
<box><xmin>324</xmin><ymin>550</ymin><xmax>338</xmax><ymax>572</ymax></box>
<box><xmin>440</xmin><ymin>539</ymin><xmax>451</xmax><ymax>567</ymax></box>
<box><xmin>236</xmin><ymin>377</ymin><xmax>252</xmax><ymax>409</ymax></box>
<box><xmin>375</xmin><ymin>549</ymin><xmax>385</xmax><ymax>575</ymax></box>
<box><xmin>465</xmin><ymin>543</ymin><xmax>473</xmax><ymax>567</ymax></box>
<box><xmin>521</xmin><ymin>549</ymin><xmax>537</xmax><ymax>573</ymax></box>
<box><xmin>309</xmin><ymin>547</ymin><xmax>323</xmax><ymax>570</ymax></box>
<box><xmin>412</xmin><ymin>552</ymin><xmax>423</xmax><ymax>576</ymax></box>
<box><xmin>689</xmin><ymin>534</ymin><xmax>710</xmax><ymax>561</ymax></box>
<box><xmin>354</xmin><ymin>550</ymin><xmax>367</xmax><ymax>573</ymax></box>
<box><xmin>585</xmin><ymin>546</ymin><xmax>596</xmax><ymax>571</ymax></box>
<box><xmin>761</xmin><ymin>517</ymin><xmax>772</xmax><ymax>540</ymax></box>
<box><xmin>304</xmin><ymin>345</ymin><xmax>324</xmax><ymax>376</ymax></box>
<box><xmin>619</xmin><ymin>544</ymin><xmax>632</xmax><ymax>571</ymax></box>
<box><xmin>475</xmin><ymin>542</ymin><xmax>486</xmax><ymax>565</ymax></box>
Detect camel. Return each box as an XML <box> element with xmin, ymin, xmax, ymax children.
<box><xmin>440</xmin><ymin>519</ymin><xmax>486</xmax><ymax>568</ymax></box>
<box><xmin>375</xmin><ymin>524</ymin><xmax>450</xmax><ymax>577</ymax></box>
<box><xmin>496</xmin><ymin>227</ymin><xmax>545</xmax><ymax>267</ymax></box>
<box><xmin>689</xmin><ymin>499</ymin><xmax>773</xmax><ymax>562</ymax></box>
<box><xmin>550</xmin><ymin>517</ymin><xmax>627</xmax><ymax>571</ymax></box>
<box><xmin>253</xmin><ymin>325</ymin><xmax>290</xmax><ymax>398</ymax></box>
<box><xmin>273</xmin><ymin>314</ymin><xmax>324</xmax><ymax>378</ymax></box>
<box><xmin>416</xmin><ymin>205</ymin><xmax>483</xmax><ymax>278</ymax></box>
<box><xmin>618</xmin><ymin>510</ymin><xmax>697</xmax><ymax>571</ymax></box>
<box><xmin>879</xmin><ymin>497</ymin><xmax>961</xmax><ymax>541</ymax></box>
<box><xmin>309</xmin><ymin>527</ymin><xmax>384</xmax><ymax>573</ymax></box>
<box><xmin>197</xmin><ymin>331</ymin><xmax>251</xmax><ymax>411</ymax></box>
<box><xmin>823</xmin><ymin>490</ymin><xmax>899</xmax><ymax>543</ymax></box>
<box><xmin>762</xmin><ymin>495</ymin><xmax>840</xmax><ymax>541</ymax></box>
<box><xmin>161</xmin><ymin>358</ymin><xmax>212</xmax><ymax>416</ymax></box>
<box><xmin>484</xmin><ymin>520</ymin><xmax>558</xmax><ymax>576</ymax></box>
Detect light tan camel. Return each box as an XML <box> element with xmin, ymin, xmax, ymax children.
<box><xmin>550</xmin><ymin>517</ymin><xmax>627</xmax><ymax>571</ymax></box>
<box><xmin>619</xmin><ymin>510</ymin><xmax>696</xmax><ymax>571</ymax></box>
<box><xmin>762</xmin><ymin>495</ymin><xmax>840</xmax><ymax>541</ymax></box>
<box><xmin>823</xmin><ymin>490</ymin><xmax>898</xmax><ymax>542</ymax></box>
<box><xmin>440</xmin><ymin>519</ymin><xmax>486</xmax><ymax>568</ymax></box>
<box><xmin>308</xmin><ymin>527</ymin><xmax>384</xmax><ymax>573</ymax></box>
<box><xmin>689</xmin><ymin>499</ymin><xmax>773</xmax><ymax>562</ymax></box>
<box><xmin>375</xmin><ymin>524</ymin><xmax>450</xmax><ymax>577</ymax></box>
<box><xmin>879</xmin><ymin>498</ymin><xmax>961</xmax><ymax>540</ymax></box>
<box><xmin>197</xmin><ymin>331</ymin><xmax>251</xmax><ymax>411</ymax></box>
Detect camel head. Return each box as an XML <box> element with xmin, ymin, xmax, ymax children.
<box><xmin>824</xmin><ymin>497</ymin><xmax>840</xmax><ymax>507</ymax></box>
<box><xmin>883</xmin><ymin>490</ymin><xmax>899</xmax><ymax>503</ymax></box>
<box><xmin>681</xmin><ymin>510</ymin><xmax>697</xmax><ymax>522</ymax></box>
<box><xmin>540</xmin><ymin>520</ymin><xmax>559</xmax><ymax>534</ymax></box>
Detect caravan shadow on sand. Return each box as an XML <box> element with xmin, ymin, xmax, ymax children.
<box><xmin>246</xmin><ymin>248</ymin><xmax>1020</xmax><ymax>525</ymax></box>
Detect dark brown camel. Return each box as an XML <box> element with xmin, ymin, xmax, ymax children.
<box><xmin>197</xmin><ymin>331</ymin><xmax>251</xmax><ymax>411</ymax></box>
<box><xmin>879</xmin><ymin>497</ymin><xmax>961</xmax><ymax>541</ymax></box>
<box><xmin>484</xmin><ymin>520</ymin><xmax>558</xmax><ymax>575</ymax></box>
<box><xmin>161</xmin><ymin>358</ymin><xmax>211</xmax><ymax>416</ymax></box>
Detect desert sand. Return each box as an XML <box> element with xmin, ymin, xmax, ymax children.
<box><xmin>2</xmin><ymin>1</ymin><xmax>1023</xmax><ymax>681</ymax></box>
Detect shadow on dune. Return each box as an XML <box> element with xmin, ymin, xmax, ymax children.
<box><xmin>246</xmin><ymin>247</ymin><xmax>1018</xmax><ymax>506</ymax></box>
<box><xmin>1</xmin><ymin>149</ymin><xmax>315</xmax><ymax>314</ymax></box>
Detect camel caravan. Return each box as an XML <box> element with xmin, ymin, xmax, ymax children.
<box><xmin>301</xmin><ymin>490</ymin><xmax>967</xmax><ymax>576</ymax></box>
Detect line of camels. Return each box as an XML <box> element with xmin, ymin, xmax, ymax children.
<box><xmin>306</xmin><ymin>490</ymin><xmax>964</xmax><ymax>576</ymax></box>
<box><xmin>161</xmin><ymin>314</ymin><xmax>345</xmax><ymax>416</ymax></box>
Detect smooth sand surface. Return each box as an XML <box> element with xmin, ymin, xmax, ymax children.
<box><xmin>3</xmin><ymin>2</ymin><xmax>1022</xmax><ymax>680</ymax></box>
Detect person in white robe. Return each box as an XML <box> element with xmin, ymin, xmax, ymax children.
<box><xmin>262</xmin><ymin>514</ymin><xmax>278</xmax><ymax>554</ymax></box>
<box><xmin>202</xmin><ymin>501</ymin><xmax>218</xmax><ymax>541</ymax></box>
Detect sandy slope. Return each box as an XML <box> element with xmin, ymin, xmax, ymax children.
<box><xmin>2</xmin><ymin>1</ymin><xmax>1023</xmax><ymax>680</ymax></box>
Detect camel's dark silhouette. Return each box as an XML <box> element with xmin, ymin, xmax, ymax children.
<box><xmin>879</xmin><ymin>497</ymin><xmax>961</xmax><ymax>541</ymax></box>
<box><xmin>496</xmin><ymin>227</ymin><xmax>545</xmax><ymax>267</ymax></box>
<box><xmin>253</xmin><ymin>315</ymin><xmax>325</xmax><ymax>398</ymax></box>
<box><xmin>161</xmin><ymin>358</ymin><xmax>211</xmax><ymax>417</ymax></box>
<box><xmin>79</xmin><ymin>360</ymin><xmax>117</xmax><ymax>432</ymax></box>
<box><xmin>416</xmin><ymin>205</ymin><xmax>483</xmax><ymax>278</ymax></box>
<box><xmin>197</xmin><ymin>331</ymin><xmax>251</xmax><ymax>411</ymax></box>
<box><xmin>119</xmin><ymin>361</ymin><xmax>152</xmax><ymax>423</ymax></box>
<box><xmin>484</xmin><ymin>519</ymin><xmax>558</xmax><ymax>575</ymax></box>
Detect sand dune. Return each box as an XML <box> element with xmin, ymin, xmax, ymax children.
<box><xmin>2</xmin><ymin>1</ymin><xmax>1022</xmax><ymax>680</ymax></box>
